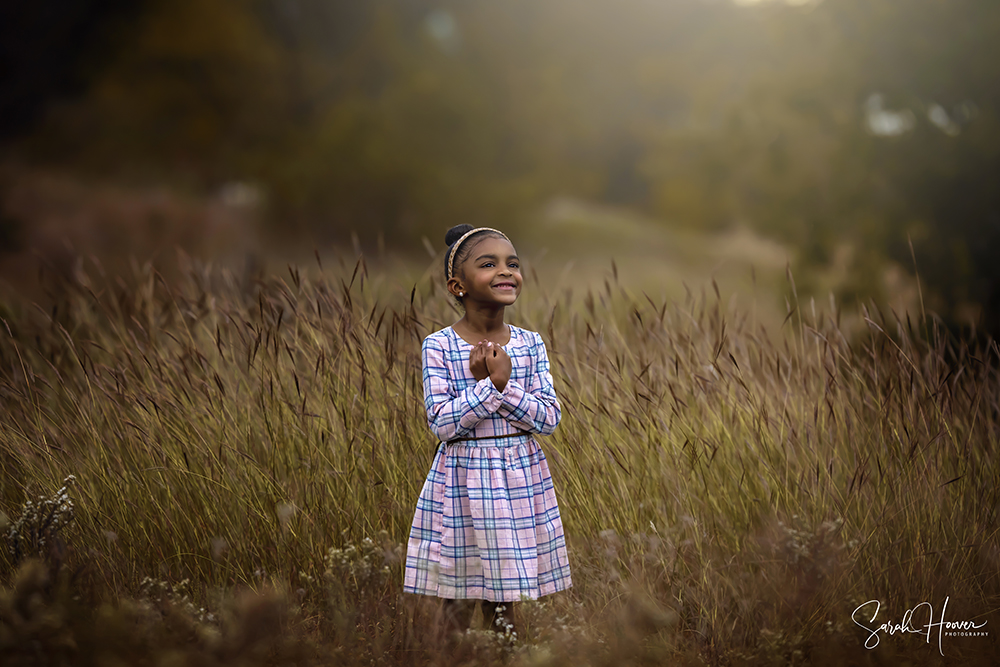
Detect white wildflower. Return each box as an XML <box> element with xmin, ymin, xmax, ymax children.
<box><xmin>5</xmin><ymin>475</ymin><xmax>78</xmax><ymax>563</ymax></box>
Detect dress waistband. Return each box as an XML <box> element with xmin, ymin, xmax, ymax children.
<box><xmin>444</xmin><ymin>430</ymin><xmax>531</xmax><ymax>447</ymax></box>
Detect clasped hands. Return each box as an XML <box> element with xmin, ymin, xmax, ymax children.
<box><xmin>469</xmin><ymin>340</ymin><xmax>511</xmax><ymax>392</ymax></box>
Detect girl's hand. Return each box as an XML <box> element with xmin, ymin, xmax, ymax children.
<box><xmin>469</xmin><ymin>340</ymin><xmax>490</xmax><ymax>381</ymax></box>
<box><xmin>485</xmin><ymin>343</ymin><xmax>512</xmax><ymax>392</ymax></box>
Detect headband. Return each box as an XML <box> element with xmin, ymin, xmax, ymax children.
<box><xmin>446</xmin><ymin>227</ymin><xmax>510</xmax><ymax>281</ymax></box>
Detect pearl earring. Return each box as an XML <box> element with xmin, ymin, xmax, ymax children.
<box><xmin>459</xmin><ymin>291</ymin><xmax>464</xmax><ymax>297</ymax></box>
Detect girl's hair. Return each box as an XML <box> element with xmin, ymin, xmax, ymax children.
<box><xmin>442</xmin><ymin>225</ymin><xmax>509</xmax><ymax>294</ymax></box>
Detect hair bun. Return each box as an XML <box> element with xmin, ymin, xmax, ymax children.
<box><xmin>444</xmin><ymin>224</ymin><xmax>475</xmax><ymax>247</ymax></box>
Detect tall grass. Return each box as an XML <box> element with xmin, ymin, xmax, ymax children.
<box><xmin>1</xmin><ymin>253</ymin><xmax>998</xmax><ymax>665</ymax></box>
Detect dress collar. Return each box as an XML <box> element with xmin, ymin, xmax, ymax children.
<box><xmin>448</xmin><ymin>324</ymin><xmax>516</xmax><ymax>348</ymax></box>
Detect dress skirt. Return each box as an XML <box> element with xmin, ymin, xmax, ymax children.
<box><xmin>403</xmin><ymin>437</ymin><xmax>573</xmax><ymax>601</ymax></box>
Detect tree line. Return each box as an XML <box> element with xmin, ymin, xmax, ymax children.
<box><xmin>2</xmin><ymin>0</ymin><xmax>999</xmax><ymax>330</ymax></box>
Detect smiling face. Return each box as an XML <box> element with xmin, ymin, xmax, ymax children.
<box><xmin>450</xmin><ymin>235</ymin><xmax>522</xmax><ymax>307</ymax></box>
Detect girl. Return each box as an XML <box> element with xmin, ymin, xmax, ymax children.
<box><xmin>403</xmin><ymin>224</ymin><xmax>572</xmax><ymax>637</ymax></box>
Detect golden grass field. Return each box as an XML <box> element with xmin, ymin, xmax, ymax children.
<box><xmin>1</xmin><ymin>228</ymin><xmax>998</xmax><ymax>665</ymax></box>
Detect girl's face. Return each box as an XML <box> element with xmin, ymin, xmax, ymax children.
<box><xmin>453</xmin><ymin>236</ymin><xmax>521</xmax><ymax>307</ymax></box>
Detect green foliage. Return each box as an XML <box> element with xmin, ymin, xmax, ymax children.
<box><xmin>16</xmin><ymin>0</ymin><xmax>1000</xmax><ymax>329</ymax></box>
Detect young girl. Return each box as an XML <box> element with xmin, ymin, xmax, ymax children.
<box><xmin>403</xmin><ymin>224</ymin><xmax>572</xmax><ymax>636</ymax></box>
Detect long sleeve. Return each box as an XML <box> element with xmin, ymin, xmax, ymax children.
<box><xmin>496</xmin><ymin>332</ymin><xmax>562</xmax><ymax>435</ymax></box>
<box><xmin>423</xmin><ymin>335</ymin><xmax>502</xmax><ymax>442</ymax></box>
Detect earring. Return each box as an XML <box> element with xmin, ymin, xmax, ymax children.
<box><xmin>459</xmin><ymin>291</ymin><xmax>464</xmax><ymax>297</ymax></box>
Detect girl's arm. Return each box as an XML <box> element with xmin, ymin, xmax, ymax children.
<box><xmin>496</xmin><ymin>332</ymin><xmax>562</xmax><ymax>436</ymax></box>
<box><xmin>423</xmin><ymin>336</ymin><xmax>503</xmax><ymax>442</ymax></box>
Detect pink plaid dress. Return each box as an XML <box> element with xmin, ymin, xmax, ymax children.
<box><xmin>403</xmin><ymin>324</ymin><xmax>572</xmax><ymax>601</ymax></box>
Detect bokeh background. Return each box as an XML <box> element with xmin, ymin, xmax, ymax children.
<box><xmin>2</xmin><ymin>0</ymin><xmax>998</xmax><ymax>332</ymax></box>
<box><xmin>3</xmin><ymin>4</ymin><xmax>1000</xmax><ymax>664</ymax></box>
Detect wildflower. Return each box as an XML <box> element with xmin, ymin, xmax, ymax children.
<box><xmin>5</xmin><ymin>475</ymin><xmax>78</xmax><ymax>564</ymax></box>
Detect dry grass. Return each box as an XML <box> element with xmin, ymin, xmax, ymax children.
<box><xmin>1</xmin><ymin>251</ymin><xmax>998</xmax><ymax>665</ymax></box>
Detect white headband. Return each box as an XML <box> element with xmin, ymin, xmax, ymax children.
<box><xmin>446</xmin><ymin>227</ymin><xmax>510</xmax><ymax>281</ymax></box>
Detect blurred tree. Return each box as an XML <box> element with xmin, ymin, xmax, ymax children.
<box><xmin>25</xmin><ymin>0</ymin><xmax>289</xmax><ymax>180</ymax></box>
<box><xmin>755</xmin><ymin>0</ymin><xmax>1000</xmax><ymax>331</ymax></box>
<box><xmin>0</xmin><ymin>0</ymin><xmax>140</xmax><ymax>139</ymax></box>
<box><xmin>633</xmin><ymin>0</ymin><xmax>1000</xmax><ymax>330</ymax></box>
<box><xmin>6</xmin><ymin>0</ymin><xmax>1000</xmax><ymax>330</ymax></box>
<box><xmin>841</xmin><ymin>0</ymin><xmax>1000</xmax><ymax>331</ymax></box>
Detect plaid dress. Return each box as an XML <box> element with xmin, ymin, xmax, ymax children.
<box><xmin>403</xmin><ymin>324</ymin><xmax>572</xmax><ymax>601</ymax></box>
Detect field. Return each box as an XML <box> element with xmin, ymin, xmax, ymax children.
<box><xmin>1</xmin><ymin>242</ymin><xmax>998</xmax><ymax>665</ymax></box>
